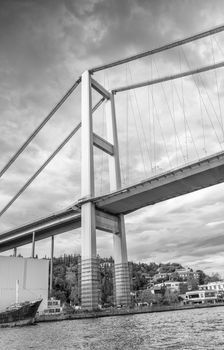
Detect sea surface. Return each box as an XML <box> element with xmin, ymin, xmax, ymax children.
<box><xmin>0</xmin><ymin>306</ymin><xmax>224</xmax><ymax>350</ymax></box>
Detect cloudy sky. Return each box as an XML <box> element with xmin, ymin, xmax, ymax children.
<box><xmin>1</xmin><ymin>0</ymin><xmax>224</xmax><ymax>276</ymax></box>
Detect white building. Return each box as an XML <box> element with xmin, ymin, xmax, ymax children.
<box><xmin>151</xmin><ymin>281</ymin><xmax>182</xmax><ymax>293</ymax></box>
<box><xmin>153</xmin><ymin>273</ymin><xmax>170</xmax><ymax>281</ymax></box>
<box><xmin>184</xmin><ymin>290</ymin><xmax>217</xmax><ymax>304</ymax></box>
<box><xmin>175</xmin><ymin>268</ymin><xmax>199</xmax><ymax>280</ymax></box>
<box><xmin>0</xmin><ymin>256</ymin><xmax>49</xmax><ymax>312</ymax></box>
<box><xmin>199</xmin><ymin>281</ymin><xmax>224</xmax><ymax>291</ymax></box>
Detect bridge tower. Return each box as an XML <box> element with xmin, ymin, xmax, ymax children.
<box><xmin>81</xmin><ymin>70</ymin><xmax>130</xmax><ymax>310</ymax></box>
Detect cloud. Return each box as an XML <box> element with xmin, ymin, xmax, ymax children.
<box><xmin>1</xmin><ymin>0</ymin><xmax>224</xmax><ymax>276</ymax></box>
<box><xmin>206</xmin><ymin>220</ymin><xmax>224</xmax><ymax>227</ymax></box>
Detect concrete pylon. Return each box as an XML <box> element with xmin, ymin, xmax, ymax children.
<box><xmin>105</xmin><ymin>93</ymin><xmax>130</xmax><ymax>306</ymax></box>
<box><xmin>81</xmin><ymin>71</ymin><xmax>98</xmax><ymax>310</ymax></box>
<box><xmin>80</xmin><ymin>70</ymin><xmax>130</xmax><ymax>310</ymax></box>
<box><xmin>113</xmin><ymin>216</ymin><xmax>131</xmax><ymax>306</ymax></box>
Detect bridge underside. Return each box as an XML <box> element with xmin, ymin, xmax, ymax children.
<box><xmin>94</xmin><ymin>151</ymin><xmax>224</xmax><ymax>214</ymax></box>
<box><xmin>0</xmin><ymin>209</ymin><xmax>119</xmax><ymax>252</ymax></box>
<box><xmin>0</xmin><ymin>209</ymin><xmax>81</xmax><ymax>252</ymax></box>
<box><xmin>1</xmin><ymin>151</ymin><xmax>224</xmax><ymax>252</ymax></box>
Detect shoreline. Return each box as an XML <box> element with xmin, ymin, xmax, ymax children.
<box><xmin>36</xmin><ymin>302</ymin><xmax>224</xmax><ymax>323</ymax></box>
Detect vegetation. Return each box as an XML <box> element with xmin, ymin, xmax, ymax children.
<box><xmin>50</xmin><ymin>254</ymin><xmax>222</xmax><ymax>306</ymax></box>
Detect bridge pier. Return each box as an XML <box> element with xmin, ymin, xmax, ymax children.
<box><xmin>81</xmin><ymin>202</ymin><xmax>98</xmax><ymax>309</ymax></box>
<box><xmin>31</xmin><ymin>231</ymin><xmax>35</xmax><ymax>258</ymax></box>
<box><xmin>13</xmin><ymin>247</ymin><xmax>17</xmax><ymax>257</ymax></box>
<box><xmin>50</xmin><ymin>235</ymin><xmax>54</xmax><ymax>296</ymax></box>
<box><xmin>113</xmin><ymin>214</ymin><xmax>130</xmax><ymax>306</ymax></box>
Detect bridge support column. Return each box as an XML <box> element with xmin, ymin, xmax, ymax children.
<box><xmin>81</xmin><ymin>70</ymin><xmax>98</xmax><ymax>310</ymax></box>
<box><xmin>106</xmin><ymin>93</ymin><xmax>131</xmax><ymax>306</ymax></box>
<box><xmin>113</xmin><ymin>215</ymin><xmax>130</xmax><ymax>306</ymax></box>
<box><xmin>50</xmin><ymin>235</ymin><xmax>54</xmax><ymax>296</ymax></box>
<box><xmin>81</xmin><ymin>203</ymin><xmax>98</xmax><ymax>309</ymax></box>
<box><xmin>31</xmin><ymin>231</ymin><xmax>35</xmax><ymax>258</ymax></box>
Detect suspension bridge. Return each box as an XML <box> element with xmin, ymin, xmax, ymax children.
<box><xmin>1</xmin><ymin>24</ymin><xmax>224</xmax><ymax>310</ymax></box>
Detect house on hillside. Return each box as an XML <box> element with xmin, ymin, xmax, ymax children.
<box><xmin>199</xmin><ymin>281</ymin><xmax>224</xmax><ymax>291</ymax></box>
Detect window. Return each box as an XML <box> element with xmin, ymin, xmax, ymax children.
<box><xmin>188</xmin><ymin>294</ymin><xmax>199</xmax><ymax>299</ymax></box>
<box><xmin>205</xmin><ymin>292</ymin><xmax>216</xmax><ymax>297</ymax></box>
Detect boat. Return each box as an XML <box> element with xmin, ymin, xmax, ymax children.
<box><xmin>0</xmin><ymin>280</ymin><xmax>42</xmax><ymax>327</ymax></box>
<box><xmin>0</xmin><ymin>299</ymin><xmax>42</xmax><ymax>327</ymax></box>
<box><xmin>42</xmin><ymin>297</ymin><xmax>63</xmax><ymax>315</ymax></box>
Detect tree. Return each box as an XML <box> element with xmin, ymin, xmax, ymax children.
<box><xmin>101</xmin><ymin>268</ymin><xmax>113</xmax><ymax>305</ymax></box>
<box><xmin>53</xmin><ymin>264</ymin><xmax>66</xmax><ymax>280</ymax></box>
<box><xmin>196</xmin><ymin>270</ymin><xmax>206</xmax><ymax>285</ymax></box>
<box><xmin>170</xmin><ymin>272</ymin><xmax>182</xmax><ymax>282</ymax></box>
<box><xmin>187</xmin><ymin>277</ymin><xmax>198</xmax><ymax>291</ymax></box>
<box><xmin>52</xmin><ymin>290</ymin><xmax>67</xmax><ymax>303</ymax></box>
<box><xmin>162</xmin><ymin>289</ymin><xmax>179</xmax><ymax>305</ymax></box>
<box><xmin>69</xmin><ymin>285</ymin><xmax>80</xmax><ymax>305</ymax></box>
<box><xmin>138</xmin><ymin>289</ymin><xmax>156</xmax><ymax>304</ymax></box>
<box><xmin>50</xmin><ymin>254</ymin><xmax>216</xmax><ymax>307</ymax></box>
<box><xmin>66</xmin><ymin>266</ymin><xmax>79</xmax><ymax>304</ymax></box>
<box><xmin>209</xmin><ymin>273</ymin><xmax>221</xmax><ymax>282</ymax></box>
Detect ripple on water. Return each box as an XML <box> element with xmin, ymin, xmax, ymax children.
<box><xmin>0</xmin><ymin>306</ymin><xmax>224</xmax><ymax>350</ymax></box>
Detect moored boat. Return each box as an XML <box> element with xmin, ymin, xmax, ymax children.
<box><xmin>0</xmin><ymin>299</ymin><xmax>42</xmax><ymax>327</ymax></box>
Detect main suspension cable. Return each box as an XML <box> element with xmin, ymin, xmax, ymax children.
<box><xmin>90</xmin><ymin>24</ymin><xmax>224</xmax><ymax>73</ymax></box>
<box><xmin>0</xmin><ymin>77</ymin><xmax>81</xmax><ymax>179</ymax></box>
<box><xmin>0</xmin><ymin>97</ymin><xmax>104</xmax><ymax>218</ymax></box>
<box><xmin>112</xmin><ymin>61</ymin><xmax>224</xmax><ymax>93</ymax></box>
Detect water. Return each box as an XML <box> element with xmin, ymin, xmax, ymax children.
<box><xmin>0</xmin><ymin>306</ymin><xmax>224</xmax><ymax>350</ymax></box>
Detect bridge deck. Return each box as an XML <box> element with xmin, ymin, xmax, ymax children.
<box><xmin>1</xmin><ymin>151</ymin><xmax>224</xmax><ymax>252</ymax></box>
<box><xmin>0</xmin><ymin>208</ymin><xmax>81</xmax><ymax>252</ymax></box>
<box><xmin>93</xmin><ymin>151</ymin><xmax>224</xmax><ymax>215</ymax></box>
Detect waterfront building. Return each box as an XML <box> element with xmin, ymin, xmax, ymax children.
<box><xmin>184</xmin><ymin>290</ymin><xmax>218</xmax><ymax>304</ymax></box>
